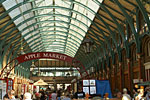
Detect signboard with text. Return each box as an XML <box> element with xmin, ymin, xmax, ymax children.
<box><xmin>16</xmin><ymin>52</ymin><xmax>73</xmax><ymax>63</ymax></box>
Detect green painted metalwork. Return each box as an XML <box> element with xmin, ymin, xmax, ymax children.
<box><xmin>42</xmin><ymin>38</ymin><xmax>79</xmax><ymax>47</ymax></box>
<box><xmin>113</xmin><ymin>0</ymin><xmax>141</xmax><ymax>53</ymax></box>
<box><xmin>90</xmin><ymin>26</ymin><xmax>112</xmax><ymax>55</ymax></box>
<box><xmin>94</xmin><ymin>21</ymin><xmax>117</xmax><ymax>33</ymax></box>
<box><xmin>95</xmin><ymin>14</ymin><xmax>118</xmax><ymax>50</ymax></box>
<box><xmin>0</xmin><ymin>1</ymin><xmax>102</xmax><ymax>39</ymax></box>
<box><xmin>0</xmin><ymin>0</ymin><xmax>34</xmax><ymax>20</ymax></box>
<box><xmin>85</xmin><ymin>35</ymin><xmax>107</xmax><ymax>66</ymax></box>
<box><xmin>37</xmin><ymin>30</ymin><xmax>81</xmax><ymax>43</ymax></box>
<box><xmin>6</xmin><ymin>39</ymin><xmax>26</xmax><ymax>63</ymax></box>
<box><xmin>4</xmin><ymin>36</ymin><xmax>39</xmax><ymax>65</ymax></box>
<box><xmin>100</xmin><ymin>9</ymin><xmax>125</xmax><ymax>24</ymax></box>
<box><xmin>90</xmin><ymin>5</ymin><xmax>122</xmax><ymax>61</ymax></box>
<box><xmin>38</xmin><ymin>28</ymin><xmax>105</xmax><ymax>67</ymax></box>
<box><xmin>94</xmin><ymin>0</ymin><xmax>132</xmax><ymax>62</ymax></box>
<box><xmin>0</xmin><ymin>19</ymin><xmax>88</xmax><ymax>59</ymax></box>
<box><xmin>75</xmin><ymin>47</ymin><xmax>94</xmax><ymax>67</ymax></box>
<box><xmin>75</xmin><ymin>43</ymin><xmax>94</xmax><ymax>67</ymax></box>
<box><xmin>70</xmin><ymin>0</ymin><xmax>124</xmax><ymax>59</ymax></box>
<box><xmin>34</xmin><ymin>41</ymin><xmax>78</xmax><ymax>53</ymax></box>
<box><xmin>0</xmin><ymin>15</ymin><xmax>90</xmax><ymax>50</ymax></box>
<box><xmin>0</xmin><ymin>7</ymin><xmax>93</xmax><ymax>51</ymax></box>
<box><xmin>76</xmin><ymin>41</ymin><xmax>104</xmax><ymax>68</ymax></box>
<box><xmin>136</xmin><ymin>0</ymin><xmax>150</xmax><ymax>32</ymax></box>
<box><xmin>0</xmin><ymin>0</ymin><xmax>108</xmax><ymax>65</ymax></box>
<box><xmin>94</xmin><ymin>0</ymin><xmax>126</xmax><ymax>42</ymax></box>
<box><xmin>103</xmin><ymin>3</ymin><xmax>124</xmax><ymax>17</ymax></box>
<box><xmin>126</xmin><ymin>0</ymin><xmax>138</xmax><ymax>7</ymax></box>
<box><xmin>63</xmin><ymin>1</ymin><xmax>74</xmax><ymax>53</ymax></box>
<box><xmin>0</xmin><ymin>0</ymin><xmax>135</xmax><ymax>71</ymax></box>
<box><xmin>136</xmin><ymin>8</ymin><xmax>140</xmax><ymax>34</ymax></box>
<box><xmin>0</xmin><ymin>6</ymin><xmax>92</xmax><ymax>29</ymax></box>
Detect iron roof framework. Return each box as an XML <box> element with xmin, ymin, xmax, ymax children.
<box><xmin>0</xmin><ymin>0</ymin><xmax>150</xmax><ymax>74</ymax></box>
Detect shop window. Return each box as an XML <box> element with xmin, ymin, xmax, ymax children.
<box><xmin>8</xmin><ymin>79</ymin><xmax>13</xmax><ymax>90</ymax></box>
<box><xmin>144</xmin><ymin>62</ymin><xmax>150</xmax><ymax>81</ymax></box>
<box><xmin>145</xmin><ymin>68</ymin><xmax>150</xmax><ymax>81</ymax></box>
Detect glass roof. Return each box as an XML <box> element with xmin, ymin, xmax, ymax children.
<box><xmin>2</xmin><ymin>0</ymin><xmax>103</xmax><ymax>57</ymax></box>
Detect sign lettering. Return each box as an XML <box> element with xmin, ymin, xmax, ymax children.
<box><xmin>16</xmin><ymin>52</ymin><xmax>72</xmax><ymax>63</ymax></box>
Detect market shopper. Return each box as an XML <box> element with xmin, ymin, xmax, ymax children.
<box><xmin>24</xmin><ymin>92</ymin><xmax>32</xmax><ymax>100</ymax></box>
<box><xmin>62</xmin><ymin>94</ymin><xmax>71</xmax><ymax>100</ymax></box>
<box><xmin>145</xmin><ymin>87</ymin><xmax>150</xmax><ymax>100</ymax></box>
<box><xmin>132</xmin><ymin>88</ymin><xmax>138</xmax><ymax>99</ymax></box>
<box><xmin>122</xmin><ymin>88</ymin><xmax>131</xmax><ymax>100</ymax></box>
<box><xmin>3</xmin><ymin>90</ymin><xmax>16</xmax><ymax>100</ymax></box>
<box><xmin>116</xmin><ymin>91</ymin><xmax>122</xmax><ymax>100</ymax></box>
<box><xmin>74</xmin><ymin>88</ymin><xmax>85</xmax><ymax>99</ymax></box>
<box><xmin>135</xmin><ymin>88</ymin><xmax>145</xmax><ymax>100</ymax></box>
<box><xmin>51</xmin><ymin>90</ymin><xmax>57</xmax><ymax>100</ymax></box>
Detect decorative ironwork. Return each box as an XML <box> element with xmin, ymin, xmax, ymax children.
<box><xmin>81</xmin><ymin>38</ymin><xmax>94</xmax><ymax>54</ymax></box>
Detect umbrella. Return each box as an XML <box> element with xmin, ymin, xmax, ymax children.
<box><xmin>138</xmin><ymin>81</ymin><xmax>150</xmax><ymax>86</ymax></box>
<box><xmin>33</xmin><ymin>79</ymin><xmax>48</xmax><ymax>86</ymax></box>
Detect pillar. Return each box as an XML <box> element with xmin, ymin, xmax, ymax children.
<box><xmin>113</xmin><ymin>65</ymin><xmax>116</xmax><ymax>89</ymax></box>
<box><xmin>111</xmin><ymin>64</ymin><xmax>116</xmax><ymax>93</ymax></box>
<box><xmin>119</xmin><ymin>62</ymin><xmax>122</xmax><ymax>91</ymax></box>
<box><xmin>137</xmin><ymin>53</ymin><xmax>145</xmax><ymax>81</ymax></box>
<box><xmin>99</xmin><ymin>71</ymin><xmax>102</xmax><ymax>80</ymax></box>
<box><xmin>103</xmin><ymin>69</ymin><xmax>105</xmax><ymax>80</ymax></box>
<box><xmin>106</xmin><ymin>67</ymin><xmax>109</xmax><ymax>80</ymax></box>
<box><xmin>127</xmin><ymin>58</ymin><xmax>133</xmax><ymax>92</ymax></box>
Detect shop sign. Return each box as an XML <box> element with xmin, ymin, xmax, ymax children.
<box><xmin>133</xmin><ymin>79</ymin><xmax>143</xmax><ymax>83</ymax></box>
<box><xmin>16</xmin><ymin>52</ymin><xmax>73</xmax><ymax>63</ymax></box>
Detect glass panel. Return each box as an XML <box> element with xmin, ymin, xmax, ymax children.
<box><xmin>2</xmin><ymin>0</ymin><xmax>102</xmax><ymax>56</ymax></box>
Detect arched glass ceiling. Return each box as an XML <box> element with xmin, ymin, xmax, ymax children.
<box><xmin>2</xmin><ymin>0</ymin><xmax>103</xmax><ymax>57</ymax></box>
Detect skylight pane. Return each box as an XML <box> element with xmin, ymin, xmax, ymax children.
<box><xmin>2</xmin><ymin>0</ymin><xmax>101</xmax><ymax>57</ymax></box>
<box><xmin>2</xmin><ymin>0</ymin><xmax>17</xmax><ymax>10</ymax></box>
<box><xmin>55</xmin><ymin>16</ymin><xmax>69</xmax><ymax>22</ymax></box>
<box><xmin>56</xmin><ymin>23</ymin><xmax>68</xmax><ymax>27</ymax></box>
<box><xmin>88</xmin><ymin>0</ymin><xmax>99</xmax><ymax>12</ymax></box>
<box><xmin>55</xmin><ymin>9</ymin><xmax>70</xmax><ymax>15</ymax></box>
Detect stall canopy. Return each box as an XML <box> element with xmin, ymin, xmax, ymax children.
<box><xmin>33</xmin><ymin>79</ymin><xmax>48</xmax><ymax>86</ymax></box>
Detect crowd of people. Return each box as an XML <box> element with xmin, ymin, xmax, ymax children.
<box><xmin>111</xmin><ymin>86</ymin><xmax>150</xmax><ymax>100</ymax></box>
<box><xmin>2</xmin><ymin>85</ymin><xmax>150</xmax><ymax>100</ymax></box>
<box><xmin>3</xmin><ymin>89</ymin><xmax>72</xmax><ymax>100</ymax></box>
<box><xmin>3</xmin><ymin>90</ymin><xmax>32</xmax><ymax>100</ymax></box>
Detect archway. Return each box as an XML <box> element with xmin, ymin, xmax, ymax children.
<box><xmin>0</xmin><ymin>52</ymin><xmax>89</xmax><ymax>78</ymax></box>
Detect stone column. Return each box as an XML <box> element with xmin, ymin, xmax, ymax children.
<box><xmin>106</xmin><ymin>67</ymin><xmax>109</xmax><ymax>80</ymax></box>
<box><xmin>99</xmin><ymin>71</ymin><xmax>102</xmax><ymax>80</ymax></box>
<box><xmin>119</xmin><ymin>62</ymin><xmax>122</xmax><ymax>91</ymax></box>
<box><xmin>103</xmin><ymin>69</ymin><xmax>105</xmax><ymax>80</ymax></box>
<box><xmin>112</xmin><ymin>65</ymin><xmax>116</xmax><ymax>89</ymax></box>
<box><xmin>137</xmin><ymin>53</ymin><xmax>144</xmax><ymax>80</ymax></box>
<box><xmin>127</xmin><ymin>58</ymin><xmax>132</xmax><ymax>92</ymax></box>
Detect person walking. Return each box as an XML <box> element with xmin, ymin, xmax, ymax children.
<box><xmin>122</xmin><ymin>88</ymin><xmax>131</xmax><ymax>100</ymax></box>
<box><xmin>51</xmin><ymin>90</ymin><xmax>57</xmax><ymax>100</ymax></box>
<box><xmin>24</xmin><ymin>92</ymin><xmax>32</xmax><ymax>100</ymax></box>
<box><xmin>3</xmin><ymin>90</ymin><xmax>16</xmax><ymax>100</ymax></box>
<box><xmin>62</xmin><ymin>94</ymin><xmax>71</xmax><ymax>100</ymax></box>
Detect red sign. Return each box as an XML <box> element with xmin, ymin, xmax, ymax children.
<box><xmin>0</xmin><ymin>52</ymin><xmax>89</xmax><ymax>79</ymax></box>
<box><xmin>16</xmin><ymin>52</ymin><xmax>73</xmax><ymax>63</ymax></box>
